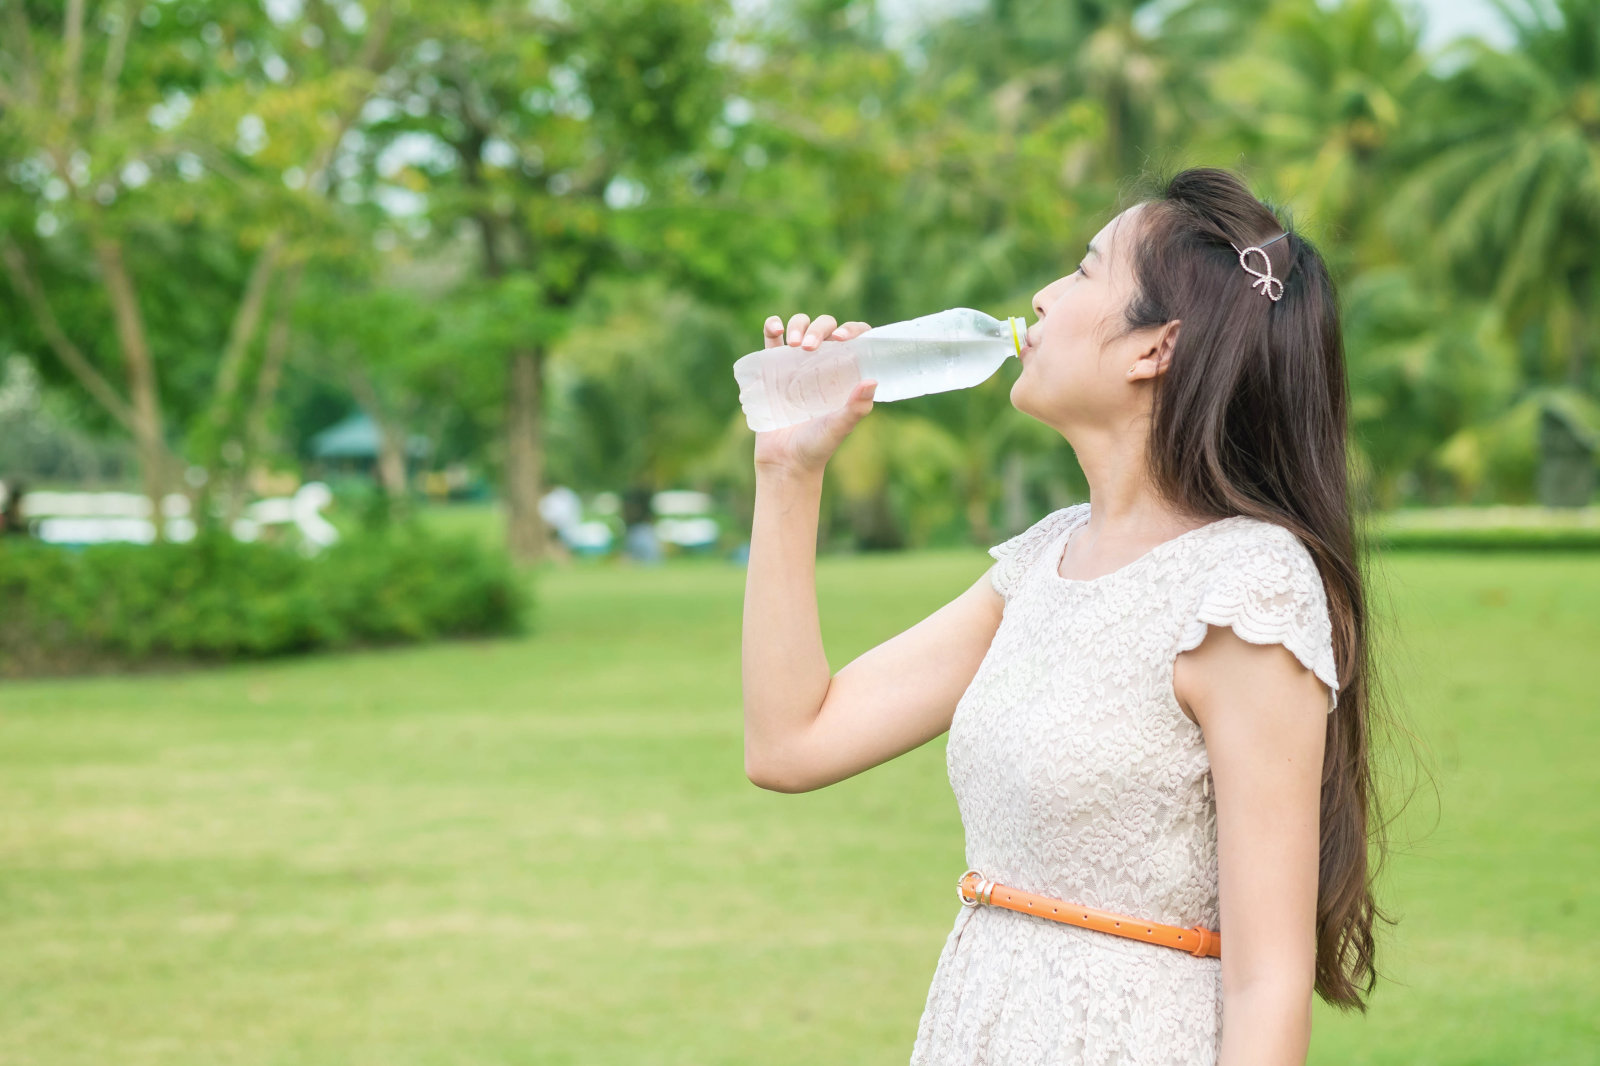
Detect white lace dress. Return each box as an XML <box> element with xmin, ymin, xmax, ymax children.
<box><xmin>909</xmin><ymin>502</ymin><xmax>1340</xmax><ymax>1066</ymax></box>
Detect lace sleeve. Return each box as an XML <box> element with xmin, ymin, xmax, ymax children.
<box><xmin>1177</xmin><ymin>528</ymin><xmax>1341</xmax><ymax>713</ymax></box>
<box><xmin>986</xmin><ymin>506</ymin><xmax>1078</xmax><ymax>600</ymax></box>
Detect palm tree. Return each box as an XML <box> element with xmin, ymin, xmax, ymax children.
<box><xmin>1339</xmin><ymin>265</ymin><xmax>1526</xmax><ymax>504</ymax></box>
<box><xmin>1382</xmin><ymin>0</ymin><xmax>1600</xmax><ymax>494</ymax></box>
<box><xmin>1200</xmin><ymin>0</ymin><xmax>1427</xmax><ymax>262</ymax></box>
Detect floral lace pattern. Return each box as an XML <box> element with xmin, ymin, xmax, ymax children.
<box><xmin>909</xmin><ymin>503</ymin><xmax>1339</xmax><ymax>1066</ymax></box>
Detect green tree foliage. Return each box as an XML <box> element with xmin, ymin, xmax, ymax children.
<box><xmin>0</xmin><ymin>0</ymin><xmax>398</xmax><ymax>528</ymax></box>
<box><xmin>1376</xmin><ymin>0</ymin><xmax>1600</xmax><ymax>500</ymax></box>
<box><xmin>4</xmin><ymin>0</ymin><xmax>1597</xmax><ymax>560</ymax></box>
<box><xmin>351</xmin><ymin>0</ymin><xmax>729</xmax><ymax>560</ymax></box>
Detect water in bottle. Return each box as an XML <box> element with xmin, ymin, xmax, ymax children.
<box><xmin>733</xmin><ymin>307</ymin><xmax>1029</xmax><ymax>432</ymax></box>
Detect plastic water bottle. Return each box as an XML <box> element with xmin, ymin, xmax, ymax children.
<box><xmin>733</xmin><ymin>307</ymin><xmax>1029</xmax><ymax>432</ymax></box>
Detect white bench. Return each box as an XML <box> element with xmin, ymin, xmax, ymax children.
<box><xmin>18</xmin><ymin>482</ymin><xmax>339</xmax><ymax>553</ymax></box>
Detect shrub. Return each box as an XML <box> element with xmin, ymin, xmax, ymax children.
<box><xmin>1366</xmin><ymin>525</ymin><xmax>1600</xmax><ymax>551</ymax></box>
<box><xmin>0</xmin><ymin>524</ymin><xmax>529</xmax><ymax>678</ymax></box>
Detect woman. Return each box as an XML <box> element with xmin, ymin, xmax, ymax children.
<box><xmin>741</xmin><ymin>167</ymin><xmax>1386</xmax><ymax>1065</ymax></box>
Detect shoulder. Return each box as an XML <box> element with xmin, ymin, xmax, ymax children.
<box><xmin>1205</xmin><ymin>513</ymin><xmax>1313</xmax><ymax>553</ymax></box>
<box><xmin>988</xmin><ymin>502</ymin><xmax>1086</xmax><ymax>556</ymax></box>
<box><xmin>987</xmin><ymin>502</ymin><xmax>1087</xmax><ymax>560</ymax></box>
<box><xmin>1197</xmin><ymin>516</ymin><xmax>1326</xmax><ymax>593</ymax></box>
<box><xmin>985</xmin><ymin>502</ymin><xmax>1087</xmax><ymax>598</ymax></box>
<box><xmin>1179</xmin><ymin>515</ymin><xmax>1340</xmax><ymax>712</ymax></box>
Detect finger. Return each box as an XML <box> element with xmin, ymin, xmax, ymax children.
<box><xmin>822</xmin><ymin>380</ymin><xmax>876</xmax><ymax>441</ymax></box>
<box><xmin>764</xmin><ymin>315</ymin><xmax>784</xmax><ymax>349</ymax></box>
<box><xmin>801</xmin><ymin>315</ymin><xmax>838</xmax><ymax>349</ymax></box>
<box><xmin>831</xmin><ymin>321</ymin><xmax>872</xmax><ymax>340</ymax></box>
<box><xmin>827</xmin><ymin>377</ymin><xmax>875</xmax><ymax>415</ymax></box>
<box><xmin>786</xmin><ymin>313</ymin><xmax>811</xmax><ymax>346</ymax></box>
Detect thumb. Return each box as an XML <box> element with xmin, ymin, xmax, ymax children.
<box><xmin>843</xmin><ymin>379</ymin><xmax>876</xmax><ymax>423</ymax></box>
<box><xmin>823</xmin><ymin>380</ymin><xmax>877</xmax><ymax>442</ymax></box>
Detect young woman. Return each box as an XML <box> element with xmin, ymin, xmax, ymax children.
<box><xmin>741</xmin><ymin>167</ymin><xmax>1386</xmax><ymax>1066</ymax></box>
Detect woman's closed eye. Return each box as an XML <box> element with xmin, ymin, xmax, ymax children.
<box><xmin>1073</xmin><ymin>260</ymin><xmax>1088</xmax><ymax>277</ymax></box>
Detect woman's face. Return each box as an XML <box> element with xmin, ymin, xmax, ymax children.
<box><xmin>1014</xmin><ymin>202</ymin><xmax>1169</xmax><ymax>432</ymax></box>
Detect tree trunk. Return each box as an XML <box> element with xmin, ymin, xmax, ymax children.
<box><xmin>198</xmin><ymin>234</ymin><xmax>283</xmax><ymax>526</ymax></box>
<box><xmin>230</xmin><ymin>260</ymin><xmax>305</xmax><ymax>525</ymax></box>
<box><xmin>347</xmin><ymin>367</ymin><xmax>411</xmax><ymax>515</ymax></box>
<box><xmin>1570</xmin><ymin>265</ymin><xmax>1592</xmax><ymax>389</ymax></box>
<box><xmin>505</xmin><ymin>347</ymin><xmax>547</xmax><ymax>563</ymax></box>
<box><xmin>375</xmin><ymin>424</ymin><xmax>409</xmax><ymax>506</ymax></box>
<box><xmin>0</xmin><ymin>238</ymin><xmax>136</xmax><ymax>431</ymax></box>
<box><xmin>459</xmin><ymin>137</ymin><xmax>548</xmax><ymax>563</ymax></box>
<box><xmin>94</xmin><ymin>237</ymin><xmax>169</xmax><ymax>535</ymax></box>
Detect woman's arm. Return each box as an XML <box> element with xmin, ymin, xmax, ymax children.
<box><xmin>741</xmin><ymin>464</ymin><xmax>833</xmax><ymax>783</ymax></box>
<box><xmin>741</xmin><ymin>461</ymin><xmax>1005</xmax><ymax>792</ymax></box>
<box><xmin>740</xmin><ymin>311</ymin><xmax>1005</xmax><ymax>793</ymax></box>
<box><xmin>1176</xmin><ymin>625</ymin><xmax>1329</xmax><ymax>1066</ymax></box>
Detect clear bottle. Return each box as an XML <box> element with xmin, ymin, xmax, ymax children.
<box><xmin>733</xmin><ymin>307</ymin><xmax>1029</xmax><ymax>432</ymax></box>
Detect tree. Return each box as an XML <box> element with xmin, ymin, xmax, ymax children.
<box><xmin>357</xmin><ymin>0</ymin><xmax>728</xmax><ymax>562</ymax></box>
<box><xmin>0</xmin><ymin>0</ymin><xmax>397</xmax><ymax>530</ymax></box>
<box><xmin>1382</xmin><ymin>0</ymin><xmax>1600</xmax><ymax>498</ymax></box>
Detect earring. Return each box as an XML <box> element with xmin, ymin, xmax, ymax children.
<box><xmin>1127</xmin><ymin>367</ymin><xmax>1136</xmax><ymax>375</ymax></box>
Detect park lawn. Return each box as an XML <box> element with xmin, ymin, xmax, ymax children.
<box><xmin>0</xmin><ymin>547</ymin><xmax>1595</xmax><ymax>1065</ymax></box>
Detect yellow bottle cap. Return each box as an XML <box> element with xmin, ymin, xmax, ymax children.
<box><xmin>1009</xmin><ymin>316</ymin><xmax>1028</xmax><ymax>357</ymax></box>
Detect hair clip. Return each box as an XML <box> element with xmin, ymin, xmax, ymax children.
<box><xmin>1229</xmin><ymin>231</ymin><xmax>1288</xmax><ymax>302</ymax></box>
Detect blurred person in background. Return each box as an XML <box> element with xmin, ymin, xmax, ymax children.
<box><xmin>0</xmin><ymin>479</ymin><xmax>26</xmax><ymax>538</ymax></box>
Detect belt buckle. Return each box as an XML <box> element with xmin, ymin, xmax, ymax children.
<box><xmin>957</xmin><ymin>868</ymin><xmax>986</xmax><ymax>907</ymax></box>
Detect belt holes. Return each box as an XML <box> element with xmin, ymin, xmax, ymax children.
<box><xmin>1113</xmin><ymin>922</ymin><xmax>1119</xmax><ymax>927</ymax></box>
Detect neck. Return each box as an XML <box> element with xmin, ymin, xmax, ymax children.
<box><xmin>1069</xmin><ymin>424</ymin><xmax>1204</xmax><ymax>539</ymax></box>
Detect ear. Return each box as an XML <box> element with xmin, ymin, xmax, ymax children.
<box><xmin>1149</xmin><ymin>319</ymin><xmax>1180</xmax><ymax>376</ymax></box>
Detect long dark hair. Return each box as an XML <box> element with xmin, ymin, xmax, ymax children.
<box><xmin>1119</xmin><ymin>166</ymin><xmax>1406</xmax><ymax>1011</ymax></box>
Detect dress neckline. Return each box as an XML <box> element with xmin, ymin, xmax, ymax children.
<box><xmin>1048</xmin><ymin>504</ymin><xmax>1242</xmax><ymax>587</ymax></box>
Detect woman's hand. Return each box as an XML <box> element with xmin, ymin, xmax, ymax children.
<box><xmin>752</xmin><ymin>312</ymin><xmax>877</xmax><ymax>477</ymax></box>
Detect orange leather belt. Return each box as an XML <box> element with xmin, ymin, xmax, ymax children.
<box><xmin>958</xmin><ymin>869</ymin><xmax>1221</xmax><ymax>958</ymax></box>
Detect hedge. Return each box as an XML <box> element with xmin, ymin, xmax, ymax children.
<box><xmin>0</xmin><ymin>524</ymin><xmax>529</xmax><ymax>678</ymax></box>
<box><xmin>1363</xmin><ymin>508</ymin><xmax>1600</xmax><ymax>552</ymax></box>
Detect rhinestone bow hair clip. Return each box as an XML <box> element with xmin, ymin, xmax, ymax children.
<box><xmin>1229</xmin><ymin>231</ymin><xmax>1289</xmax><ymax>302</ymax></box>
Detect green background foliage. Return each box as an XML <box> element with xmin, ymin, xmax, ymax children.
<box><xmin>0</xmin><ymin>525</ymin><xmax>527</xmax><ymax>676</ymax></box>
<box><xmin>4</xmin><ymin>0</ymin><xmax>1598</xmax><ymax>560</ymax></box>
<box><xmin>2</xmin><ymin>3</ymin><xmax>1598</xmax><ymax>1061</ymax></box>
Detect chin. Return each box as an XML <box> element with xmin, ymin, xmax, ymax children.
<box><xmin>1009</xmin><ymin>378</ymin><xmax>1030</xmax><ymax>416</ymax></box>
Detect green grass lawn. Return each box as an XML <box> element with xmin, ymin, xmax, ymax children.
<box><xmin>1</xmin><ymin>547</ymin><xmax>1596</xmax><ymax>1064</ymax></box>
